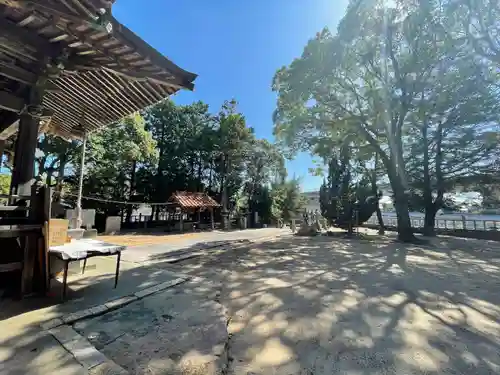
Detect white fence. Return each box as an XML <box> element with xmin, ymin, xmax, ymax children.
<box><xmin>366</xmin><ymin>214</ymin><xmax>500</xmax><ymax>231</ymax></box>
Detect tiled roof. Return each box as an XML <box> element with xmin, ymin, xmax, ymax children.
<box><xmin>169</xmin><ymin>191</ymin><xmax>220</xmax><ymax>208</ymax></box>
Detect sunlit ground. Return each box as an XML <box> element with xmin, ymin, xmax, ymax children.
<box><xmin>98</xmin><ymin>231</ymin><xmax>206</xmax><ymax>246</ymax></box>
<box><xmin>167</xmin><ymin>234</ymin><xmax>500</xmax><ymax>374</ymax></box>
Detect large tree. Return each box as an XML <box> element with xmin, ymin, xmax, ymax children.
<box><xmin>453</xmin><ymin>0</ymin><xmax>500</xmax><ymax>65</ymax></box>
<box><xmin>405</xmin><ymin>55</ymin><xmax>500</xmax><ymax>235</ymax></box>
<box><xmin>270</xmin><ymin>177</ymin><xmax>306</xmax><ymax>222</ymax></box>
<box><xmin>273</xmin><ymin>0</ymin><xmax>499</xmax><ymax>241</ymax></box>
<box><xmin>36</xmin><ymin>135</ymin><xmax>80</xmax><ymax>191</ymax></box>
<box><xmin>143</xmin><ymin>100</ymin><xmax>216</xmax><ymax>219</ymax></box>
<box><xmin>215</xmin><ymin>100</ymin><xmax>254</xmax><ymax>228</ymax></box>
<box><xmin>319</xmin><ymin>145</ymin><xmax>378</xmax><ymax>232</ymax></box>
<box><xmin>67</xmin><ymin>113</ymin><xmax>157</xmax><ymax>217</ymax></box>
<box><xmin>244</xmin><ymin>138</ymin><xmax>286</xmax><ymax>225</ymax></box>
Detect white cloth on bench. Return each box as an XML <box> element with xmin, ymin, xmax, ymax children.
<box><xmin>49</xmin><ymin>239</ymin><xmax>125</xmax><ymax>260</ymax></box>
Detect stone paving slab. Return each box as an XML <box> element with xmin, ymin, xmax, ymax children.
<box><xmin>50</xmin><ymin>324</ymin><xmax>128</xmax><ymax>373</ymax></box>
<box><xmin>104</xmin><ymin>295</ymin><xmax>138</xmax><ymax>310</ymax></box>
<box><xmin>38</xmin><ymin>275</ymin><xmax>189</xmax><ymax>331</ymax></box>
<box><xmin>63</xmin><ymin>305</ymin><xmax>109</xmax><ymax>325</ymax></box>
<box><xmin>74</xmin><ymin>286</ymin><xmax>229</xmax><ymax>375</ymax></box>
<box><xmin>88</xmin><ymin>361</ymin><xmax>129</xmax><ymax>375</ymax></box>
<box><xmin>49</xmin><ymin>325</ymin><xmax>82</xmax><ymax>344</ymax></box>
<box><xmin>40</xmin><ymin>317</ymin><xmax>64</xmax><ymax>330</ymax></box>
<box><xmin>62</xmin><ymin>337</ymin><xmax>109</xmax><ymax>370</ymax></box>
<box><xmin>0</xmin><ymin>332</ymin><xmax>86</xmax><ymax>375</ymax></box>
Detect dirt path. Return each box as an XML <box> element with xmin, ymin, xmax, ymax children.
<box><xmin>169</xmin><ymin>234</ymin><xmax>500</xmax><ymax>374</ymax></box>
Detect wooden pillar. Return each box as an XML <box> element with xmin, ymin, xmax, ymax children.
<box><xmin>10</xmin><ymin>81</ymin><xmax>46</xmax><ymax>196</ymax></box>
<box><xmin>74</xmin><ymin>132</ymin><xmax>87</xmax><ymax>229</ymax></box>
<box><xmin>197</xmin><ymin>208</ymin><xmax>201</xmax><ymax>223</ymax></box>
<box><xmin>10</xmin><ymin>112</ymin><xmax>39</xmax><ymax>196</ymax></box>
<box><xmin>210</xmin><ymin>208</ymin><xmax>215</xmax><ymax>230</ymax></box>
<box><xmin>179</xmin><ymin>209</ymin><xmax>184</xmax><ymax>233</ymax></box>
<box><xmin>221</xmin><ymin>210</ymin><xmax>230</xmax><ymax>231</ymax></box>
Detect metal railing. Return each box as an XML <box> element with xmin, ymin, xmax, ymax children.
<box><xmin>366</xmin><ymin>215</ymin><xmax>500</xmax><ymax>231</ymax></box>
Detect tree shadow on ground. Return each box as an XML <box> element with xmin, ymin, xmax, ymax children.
<box><xmin>164</xmin><ymin>234</ymin><xmax>500</xmax><ymax>374</ymax></box>
<box><xmin>0</xmin><ymin>234</ymin><xmax>283</xmax><ymax>374</ymax></box>
<box><xmin>1</xmin><ymin>233</ymin><xmax>500</xmax><ymax>374</ymax></box>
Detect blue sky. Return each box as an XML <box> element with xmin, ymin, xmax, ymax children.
<box><xmin>113</xmin><ymin>0</ymin><xmax>349</xmax><ymax>192</ymax></box>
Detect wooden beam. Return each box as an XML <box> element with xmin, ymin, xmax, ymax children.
<box><xmin>0</xmin><ymin>91</ymin><xmax>24</xmax><ymax>112</ymax></box>
<box><xmin>0</xmin><ymin>64</ymin><xmax>36</xmax><ymax>85</ymax></box>
<box><xmin>0</xmin><ymin>120</ymin><xmax>19</xmax><ymax>141</ymax></box>
<box><xmin>110</xmin><ymin>18</ymin><xmax>197</xmax><ymax>90</ymax></box>
<box><xmin>102</xmin><ymin>66</ymin><xmax>190</xmax><ymax>90</ymax></box>
<box><xmin>0</xmin><ymin>111</ymin><xmax>19</xmax><ymax>132</ymax></box>
<box><xmin>11</xmin><ymin>111</ymin><xmax>38</xmax><ymax>195</ymax></box>
<box><xmin>0</xmin><ymin>15</ymin><xmax>52</xmax><ymax>52</ymax></box>
<box><xmin>45</xmin><ymin>82</ymin><xmax>61</xmax><ymax>93</ymax></box>
<box><xmin>5</xmin><ymin>1</ymin><xmax>90</xmax><ymax>24</ymax></box>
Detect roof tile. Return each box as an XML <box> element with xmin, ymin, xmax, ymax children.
<box><xmin>169</xmin><ymin>191</ymin><xmax>220</xmax><ymax>208</ymax></box>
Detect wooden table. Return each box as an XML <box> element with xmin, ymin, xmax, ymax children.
<box><xmin>49</xmin><ymin>239</ymin><xmax>126</xmax><ymax>301</ymax></box>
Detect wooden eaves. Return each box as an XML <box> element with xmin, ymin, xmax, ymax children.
<box><xmin>0</xmin><ymin>0</ymin><xmax>197</xmax><ymax>141</ymax></box>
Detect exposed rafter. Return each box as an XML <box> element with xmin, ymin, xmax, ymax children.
<box><xmin>0</xmin><ymin>91</ymin><xmax>24</xmax><ymax>113</ymax></box>
<box><xmin>0</xmin><ymin>14</ymin><xmax>52</xmax><ymax>52</ymax></box>
<box><xmin>0</xmin><ymin>0</ymin><xmax>197</xmax><ymax>140</ymax></box>
<box><xmin>0</xmin><ymin>63</ymin><xmax>36</xmax><ymax>85</ymax></box>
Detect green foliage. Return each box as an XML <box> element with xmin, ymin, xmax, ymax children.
<box><xmin>0</xmin><ymin>174</ymin><xmax>10</xmax><ymax>195</ymax></box>
<box><xmin>65</xmin><ymin>113</ymin><xmax>158</xmax><ymax>215</ymax></box>
<box><xmin>36</xmin><ymin>99</ymin><xmax>286</xmax><ymax>223</ymax></box>
<box><xmin>244</xmin><ymin>138</ymin><xmax>287</xmax><ymax>225</ymax></box>
<box><xmin>215</xmin><ymin>100</ymin><xmax>255</xmax><ymax>213</ymax></box>
<box><xmin>0</xmin><ymin>174</ymin><xmax>10</xmax><ymax>204</ymax></box>
<box><xmin>270</xmin><ymin>178</ymin><xmax>306</xmax><ymax>222</ymax></box>
<box><xmin>272</xmin><ymin>0</ymin><xmax>500</xmax><ymax>240</ymax></box>
<box><xmin>319</xmin><ymin>152</ymin><xmax>377</xmax><ymax>230</ymax></box>
<box><xmin>452</xmin><ymin>0</ymin><xmax>500</xmax><ymax>65</ymax></box>
<box><xmin>36</xmin><ymin>135</ymin><xmax>80</xmax><ymax>187</ymax></box>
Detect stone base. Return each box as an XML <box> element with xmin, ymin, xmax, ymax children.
<box><xmin>67</xmin><ymin>229</ymin><xmax>85</xmax><ymax>240</ymax></box>
<box><xmin>83</xmin><ymin>229</ymin><xmax>98</xmax><ymax>239</ymax></box>
<box><xmin>295</xmin><ymin>224</ymin><xmax>320</xmax><ymax>236</ymax></box>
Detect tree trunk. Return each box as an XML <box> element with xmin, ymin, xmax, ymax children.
<box><xmin>55</xmin><ymin>156</ymin><xmax>67</xmax><ymax>193</ymax></box>
<box><xmin>207</xmin><ymin>165</ymin><xmax>212</xmax><ymax>192</ymax></box>
<box><xmin>155</xmin><ymin>205</ymin><xmax>160</xmax><ymax>221</ymax></box>
<box><xmin>371</xmin><ymin>153</ymin><xmax>384</xmax><ymax>234</ymax></box>
<box><xmin>421</xmin><ymin>114</ymin><xmax>435</xmax><ymax>236</ymax></box>
<box><xmin>375</xmin><ymin>205</ymin><xmax>385</xmax><ymax>235</ymax></box>
<box><xmin>151</xmin><ymin>205</ymin><xmax>156</xmax><ymax>222</ymax></box>
<box><xmin>423</xmin><ymin>204</ymin><xmax>437</xmax><ymax>236</ymax></box>
<box><xmin>46</xmin><ymin>169</ymin><xmax>53</xmax><ymax>186</ymax></box>
<box><xmin>387</xmin><ymin>163</ymin><xmax>415</xmax><ymax>242</ymax></box>
<box><xmin>155</xmin><ymin>121</ymin><xmax>166</xmax><ymax>221</ymax></box>
<box><xmin>197</xmin><ymin>154</ymin><xmax>203</xmax><ymax>192</ymax></box>
<box><xmin>220</xmin><ymin>153</ymin><xmax>230</xmax><ymax>230</ymax></box>
<box><xmin>393</xmin><ymin>191</ymin><xmax>414</xmax><ymax>241</ymax></box>
<box><xmin>126</xmin><ymin>160</ymin><xmax>137</xmax><ymax>223</ymax></box>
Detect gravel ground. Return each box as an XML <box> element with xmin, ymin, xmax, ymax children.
<box><xmin>167</xmin><ymin>233</ymin><xmax>500</xmax><ymax>375</ymax></box>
